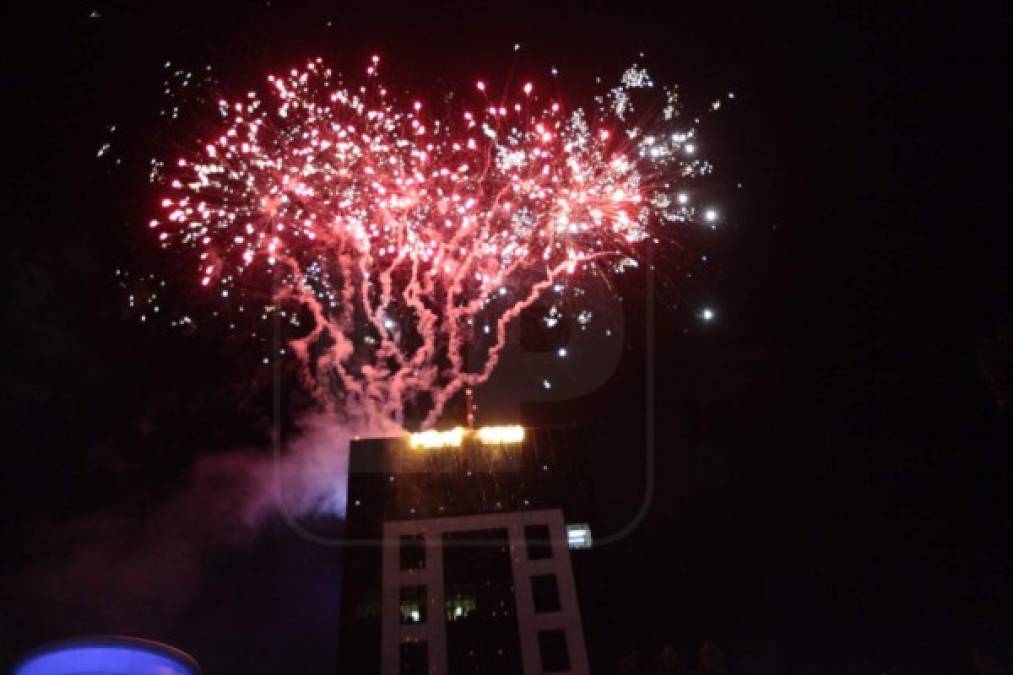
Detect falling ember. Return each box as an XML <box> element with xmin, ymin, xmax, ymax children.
<box><xmin>151</xmin><ymin>57</ymin><xmax>718</xmax><ymax>428</ymax></box>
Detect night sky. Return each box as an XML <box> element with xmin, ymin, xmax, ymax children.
<box><xmin>2</xmin><ymin>2</ymin><xmax>1012</xmax><ymax>674</ymax></box>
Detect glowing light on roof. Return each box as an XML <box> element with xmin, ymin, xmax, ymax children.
<box><xmin>476</xmin><ymin>425</ymin><xmax>525</xmax><ymax>444</ymax></box>
<box><xmin>408</xmin><ymin>425</ymin><xmax>525</xmax><ymax>449</ymax></box>
<box><xmin>409</xmin><ymin>426</ymin><xmax>465</xmax><ymax>449</ymax></box>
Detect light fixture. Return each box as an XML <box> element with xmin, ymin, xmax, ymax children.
<box><xmin>408</xmin><ymin>425</ymin><xmax>525</xmax><ymax>449</ymax></box>
<box><xmin>476</xmin><ymin>425</ymin><xmax>525</xmax><ymax>444</ymax></box>
<box><xmin>408</xmin><ymin>427</ymin><xmax>465</xmax><ymax>449</ymax></box>
<box><xmin>566</xmin><ymin>523</ymin><xmax>593</xmax><ymax>549</ymax></box>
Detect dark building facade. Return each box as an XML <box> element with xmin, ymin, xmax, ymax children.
<box><xmin>338</xmin><ymin>425</ymin><xmax>610</xmax><ymax>675</ymax></box>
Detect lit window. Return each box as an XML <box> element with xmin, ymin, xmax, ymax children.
<box><xmin>444</xmin><ymin>594</ymin><xmax>477</xmax><ymax>621</ymax></box>
<box><xmin>399</xmin><ymin>585</ymin><xmax>427</xmax><ymax>625</ymax></box>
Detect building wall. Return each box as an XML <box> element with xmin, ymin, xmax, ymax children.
<box><xmin>339</xmin><ymin>430</ymin><xmax>610</xmax><ymax>674</ymax></box>
<box><xmin>382</xmin><ymin>509</ymin><xmax>589</xmax><ymax>675</ymax></box>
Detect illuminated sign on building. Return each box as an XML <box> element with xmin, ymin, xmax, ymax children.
<box><xmin>566</xmin><ymin>523</ymin><xmax>593</xmax><ymax>549</ymax></box>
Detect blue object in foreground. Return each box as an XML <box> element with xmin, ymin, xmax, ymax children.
<box><xmin>12</xmin><ymin>636</ymin><xmax>200</xmax><ymax>675</ymax></box>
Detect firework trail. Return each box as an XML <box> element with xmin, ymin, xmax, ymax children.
<box><xmin>151</xmin><ymin>56</ymin><xmax>717</xmax><ymax>428</ymax></box>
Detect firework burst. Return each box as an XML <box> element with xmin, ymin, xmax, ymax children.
<box><xmin>150</xmin><ymin>56</ymin><xmax>718</xmax><ymax>428</ymax></box>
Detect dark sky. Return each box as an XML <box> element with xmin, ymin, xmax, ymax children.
<box><xmin>2</xmin><ymin>1</ymin><xmax>1012</xmax><ymax>674</ymax></box>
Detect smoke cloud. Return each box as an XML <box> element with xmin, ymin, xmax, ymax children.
<box><xmin>5</xmin><ymin>413</ymin><xmax>391</xmax><ymax>635</ymax></box>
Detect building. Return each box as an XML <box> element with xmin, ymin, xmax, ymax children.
<box><xmin>338</xmin><ymin>425</ymin><xmax>609</xmax><ymax>674</ymax></box>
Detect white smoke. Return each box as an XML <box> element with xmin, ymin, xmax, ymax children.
<box><xmin>7</xmin><ymin>413</ymin><xmax>397</xmax><ymax>632</ymax></box>
<box><xmin>241</xmin><ymin>411</ymin><xmax>399</xmax><ymax>525</ymax></box>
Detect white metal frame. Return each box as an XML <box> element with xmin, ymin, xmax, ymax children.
<box><xmin>381</xmin><ymin>509</ymin><xmax>589</xmax><ymax>675</ymax></box>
